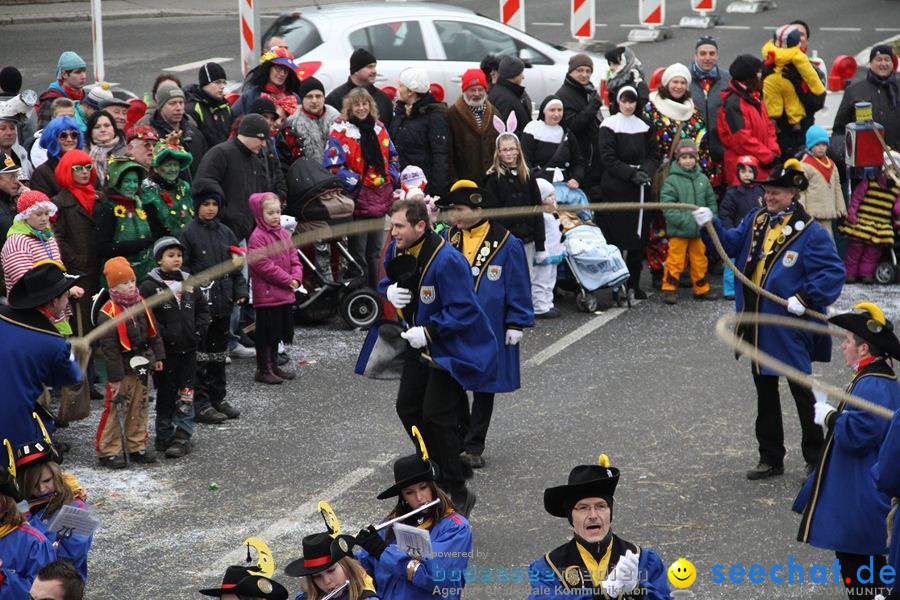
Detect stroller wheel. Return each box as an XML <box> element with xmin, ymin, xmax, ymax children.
<box><xmin>340</xmin><ymin>288</ymin><xmax>383</xmax><ymax>329</ymax></box>
<box><xmin>875</xmin><ymin>262</ymin><xmax>896</xmax><ymax>285</ymax></box>
<box><xmin>575</xmin><ymin>290</ymin><xmax>599</xmax><ymax>313</ymax></box>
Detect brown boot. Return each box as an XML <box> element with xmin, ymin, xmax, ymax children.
<box><xmin>254</xmin><ymin>345</ymin><xmax>283</xmax><ymax>385</ymax></box>
<box><xmin>270</xmin><ymin>343</ymin><xmax>295</xmax><ymax>380</ymax></box>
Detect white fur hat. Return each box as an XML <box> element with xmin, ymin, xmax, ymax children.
<box><xmin>399</xmin><ymin>67</ymin><xmax>430</xmax><ymax>94</ymax></box>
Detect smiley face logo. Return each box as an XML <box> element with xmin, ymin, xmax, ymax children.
<box><xmin>668</xmin><ymin>558</ymin><xmax>696</xmax><ymax>589</ymax></box>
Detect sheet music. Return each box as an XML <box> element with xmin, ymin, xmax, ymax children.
<box><xmin>392</xmin><ymin>522</ymin><xmax>433</xmax><ymax>560</ymax></box>
<box><xmin>47</xmin><ymin>504</ymin><xmax>101</xmax><ymax>538</ymax></box>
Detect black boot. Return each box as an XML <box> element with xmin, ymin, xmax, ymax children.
<box><xmin>270</xmin><ymin>343</ymin><xmax>295</xmax><ymax>380</ymax></box>
<box><xmin>254</xmin><ymin>345</ymin><xmax>283</xmax><ymax>385</ymax></box>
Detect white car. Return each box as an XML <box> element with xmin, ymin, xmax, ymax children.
<box><xmin>262</xmin><ymin>2</ymin><xmax>609</xmax><ymax>108</ymax></box>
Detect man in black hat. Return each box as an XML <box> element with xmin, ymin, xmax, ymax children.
<box><xmin>695</xmin><ymin>159</ymin><xmax>845</xmax><ymax>480</ymax></box>
<box><xmin>487</xmin><ymin>55</ymin><xmax>530</xmax><ymax>138</ymax></box>
<box><xmin>528</xmin><ymin>455</ymin><xmax>673</xmax><ymax>599</ymax></box>
<box><xmin>185</xmin><ymin>61</ymin><xmax>234</xmax><ymax>149</ymax></box>
<box><xmin>0</xmin><ymin>262</ymin><xmax>82</xmax><ymax>450</ymax></box>
<box><xmin>793</xmin><ymin>302</ymin><xmax>900</xmax><ymax>599</ymax></box>
<box><xmin>200</xmin><ymin>565</ymin><xmax>288</xmax><ymax>600</ymax></box>
<box><xmin>325</xmin><ymin>48</ymin><xmax>393</xmax><ymax>128</ymax></box>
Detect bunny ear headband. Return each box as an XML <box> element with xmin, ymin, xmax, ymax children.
<box><xmin>492</xmin><ymin>112</ymin><xmax>518</xmax><ymax>140</ymax></box>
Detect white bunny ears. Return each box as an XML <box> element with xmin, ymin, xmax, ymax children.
<box><xmin>492</xmin><ymin>112</ymin><xmax>518</xmax><ymax>139</ymax></box>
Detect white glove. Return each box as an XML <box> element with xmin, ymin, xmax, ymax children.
<box><xmin>814</xmin><ymin>401</ymin><xmax>836</xmax><ymax>427</ymax></box>
<box><xmin>387</xmin><ymin>283</ymin><xmax>412</xmax><ymax>310</ymax></box>
<box><xmin>505</xmin><ymin>329</ymin><xmax>523</xmax><ymax>345</ymax></box>
<box><xmin>692</xmin><ymin>207</ymin><xmax>713</xmax><ymax>226</ymax></box>
<box><xmin>601</xmin><ymin>550</ymin><xmax>640</xmax><ymax>596</ymax></box>
<box><xmin>401</xmin><ymin>326</ymin><xmax>427</xmax><ymax>349</ymax></box>
<box><xmin>533</xmin><ymin>251</ymin><xmax>549</xmax><ymax>265</ymax></box>
<box><xmin>787</xmin><ymin>295</ymin><xmax>806</xmax><ymax>316</ymax></box>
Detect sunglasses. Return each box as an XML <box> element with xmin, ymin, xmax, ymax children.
<box><xmin>72</xmin><ymin>164</ymin><xmax>94</xmax><ymax>173</ymax></box>
<box><xmin>58</xmin><ymin>131</ymin><xmax>79</xmax><ymax>140</ymax></box>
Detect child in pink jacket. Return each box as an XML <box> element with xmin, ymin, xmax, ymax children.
<box><xmin>247</xmin><ymin>192</ymin><xmax>303</xmax><ymax>384</ymax></box>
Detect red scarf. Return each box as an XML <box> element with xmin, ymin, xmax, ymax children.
<box><xmin>54</xmin><ymin>149</ymin><xmax>97</xmax><ymax>216</ymax></box>
<box><xmin>802</xmin><ymin>153</ymin><xmax>834</xmax><ymax>183</ymax></box>
<box><xmin>60</xmin><ymin>82</ymin><xmax>85</xmax><ymax>102</ymax></box>
<box><xmin>263</xmin><ymin>83</ymin><xmax>287</xmax><ymax>99</ymax></box>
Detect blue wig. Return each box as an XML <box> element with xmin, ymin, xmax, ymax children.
<box><xmin>40</xmin><ymin>116</ymin><xmax>84</xmax><ymax>158</ymax></box>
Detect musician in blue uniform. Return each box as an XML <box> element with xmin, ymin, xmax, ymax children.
<box><xmin>694</xmin><ymin>159</ymin><xmax>845</xmax><ymax>480</ymax></box>
<box><xmin>355</xmin><ymin>435</ymin><xmax>473</xmax><ymax>600</ymax></box>
<box><xmin>0</xmin><ymin>438</ymin><xmax>55</xmax><ymax>599</ymax></box>
<box><xmin>794</xmin><ymin>302</ymin><xmax>900</xmax><ymax>599</ymax></box>
<box><xmin>439</xmin><ymin>179</ymin><xmax>533</xmax><ymax>469</ymax></box>
<box><xmin>527</xmin><ymin>455</ymin><xmax>673</xmax><ymax>600</ymax></box>
<box><xmin>874</xmin><ymin>401</ymin><xmax>900</xmax><ymax>592</ymax></box>
<box><xmin>379</xmin><ymin>198</ymin><xmax>497</xmax><ymax>515</ymax></box>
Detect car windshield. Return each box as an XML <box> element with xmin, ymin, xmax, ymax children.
<box><xmin>263</xmin><ymin>16</ymin><xmax>323</xmax><ymax>58</ymax></box>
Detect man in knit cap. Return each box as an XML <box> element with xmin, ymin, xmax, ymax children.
<box><xmin>285</xmin><ymin>76</ymin><xmax>339</xmax><ymax>165</ymax></box>
<box><xmin>446</xmin><ymin>68</ymin><xmax>497</xmax><ymax>182</ymax></box>
<box><xmin>147</xmin><ymin>84</ymin><xmax>207</xmax><ymax>174</ymax></box>
<box><xmin>38</xmin><ymin>52</ymin><xmax>87</xmax><ymax>128</ymax></box>
<box><xmin>487</xmin><ymin>55</ymin><xmax>531</xmax><ymax>137</ymax></box>
<box><xmin>556</xmin><ymin>54</ymin><xmax>603</xmax><ymax>188</ymax></box>
<box><xmin>326</xmin><ymin>48</ymin><xmax>393</xmax><ymax>128</ymax></box>
<box><xmin>184</xmin><ymin>62</ymin><xmax>233</xmax><ymax>149</ymax></box>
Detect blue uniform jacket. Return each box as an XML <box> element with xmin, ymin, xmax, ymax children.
<box><xmin>295</xmin><ymin>590</ymin><xmax>380</xmax><ymax>600</ymax></box>
<box><xmin>710</xmin><ymin>205</ymin><xmax>844</xmax><ymax>375</ymax></box>
<box><xmin>0</xmin><ymin>524</ymin><xmax>55</xmax><ymax>599</ymax></box>
<box><xmin>793</xmin><ymin>360</ymin><xmax>900</xmax><ymax>554</ymax></box>
<box><xmin>0</xmin><ymin>307</ymin><xmax>81</xmax><ymax>450</ymax></box>
<box><xmin>27</xmin><ymin>499</ymin><xmax>93</xmax><ymax>581</ymax></box>
<box><xmin>527</xmin><ymin>537</ymin><xmax>672</xmax><ymax>600</ymax></box>
<box><xmin>356</xmin><ymin>511</ymin><xmax>473</xmax><ymax>600</ymax></box>
<box><xmin>873</xmin><ymin>408</ymin><xmax>900</xmax><ymax>573</ymax></box>
<box><xmin>379</xmin><ymin>230</ymin><xmax>498</xmax><ymax>390</ymax></box>
<box><xmin>445</xmin><ymin>222</ymin><xmax>534</xmax><ymax>393</ymax></box>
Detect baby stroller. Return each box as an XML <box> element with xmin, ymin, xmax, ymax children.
<box><xmin>557</xmin><ymin>213</ymin><xmax>631</xmax><ymax>312</ymax></box>
<box><xmin>285</xmin><ymin>158</ymin><xmax>382</xmax><ymax>329</ymax></box>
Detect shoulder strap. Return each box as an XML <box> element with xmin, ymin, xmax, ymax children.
<box><xmin>667</xmin><ymin>121</ymin><xmax>685</xmax><ymax>162</ymax></box>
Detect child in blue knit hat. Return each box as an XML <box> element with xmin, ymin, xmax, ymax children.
<box><xmin>798</xmin><ymin>125</ymin><xmax>845</xmax><ymax>241</ymax></box>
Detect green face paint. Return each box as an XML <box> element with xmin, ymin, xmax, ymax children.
<box><xmin>156</xmin><ymin>157</ymin><xmax>182</xmax><ymax>183</ymax></box>
<box><xmin>118</xmin><ymin>170</ymin><xmax>140</xmax><ymax>197</ymax></box>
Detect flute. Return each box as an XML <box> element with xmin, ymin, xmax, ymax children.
<box><xmin>322</xmin><ymin>580</ymin><xmax>349</xmax><ymax>600</ymax></box>
<box><xmin>374</xmin><ymin>499</ymin><xmax>441</xmax><ymax>531</ymax></box>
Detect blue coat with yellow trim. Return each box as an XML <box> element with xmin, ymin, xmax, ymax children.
<box><xmin>27</xmin><ymin>499</ymin><xmax>93</xmax><ymax>581</ymax></box>
<box><xmin>710</xmin><ymin>204</ymin><xmax>844</xmax><ymax>375</ymax></box>
<box><xmin>0</xmin><ymin>524</ymin><xmax>55</xmax><ymax>599</ymax></box>
<box><xmin>445</xmin><ymin>222</ymin><xmax>534</xmax><ymax>393</ymax></box>
<box><xmin>527</xmin><ymin>537</ymin><xmax>673</xmax><ymax>600</ymax></box>
<box><xmin>379</xmin><ymin>230</ymin><xmax>498</xmax><ymax>390</ymax></box>
<box><xmin>356</xmin><ymin>511</ymin><xmax>472</xmax><ymax>600</ymax></box>
<box><xmin>793</xmin><ymin>360</ymin><xmax>900</xmax><ymax>555</ymax></box>
<box><xmin>873</xmin><ymin>407</ymin><xmax>900</xmax><ymax>573</ymax></box>
<box><xmin>0</xmin><ymin>306</ymin><xmax>81</xmax><ymax>450</ymax></box>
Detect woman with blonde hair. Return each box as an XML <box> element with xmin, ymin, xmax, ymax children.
<box><xmin>324</xmin><ymin>87</ymin><xmax>399</xmax><ymax>286</ymax></box>
<box><xmin>285</xmin><ymin>526</ymin><xmax>379</xmax><ymax>600</ymax></box>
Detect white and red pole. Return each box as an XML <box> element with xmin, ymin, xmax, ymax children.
<box><xmin>499</xmin><ymin>0</ymin><xmax>525</xmax><ymax>32</ymax></box>
<box><xmin>239</xmin><ymin>0</ymin><xmax>261</xmax><ymax>77</ymax></box>
<box><xmin>90</xmin><ymin>0</ymin><xmax>105</xmax><ymax>83</ymax></box>
<box><xmin>571</xmin><ymin>0</ymin><xmax>594</xmax><ymax>39</ymax></box>
<box><xmin>639</xmin><ymin>0</ymin><xmax>666</xmax><ymax>27</ymax></box>
<box><xmin>692</xmin><ymin>0</ymin><xmax>715</xmax><ymax>11</ymax></box>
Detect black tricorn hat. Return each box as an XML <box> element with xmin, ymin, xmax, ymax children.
<box><xmin>15</xmin><ymin>439</ymin><xmax>60</xmax><ymax>469</ymax></box>
<box><xmin>436</xmin><ymin>180</ymin><xmax>486</xmax><ymax>209</ymax></box>
<box><xmin>543</xmin><ymin>455</ymin><xmax>620</xmax><ymax>518</ymax></box>
<box><xmin>1</xmin><ymin>439</ymin><xmax>23</xmax><ymax>502</ymax></box>
<box><xmin>7</xmin><ymin>261</ymin><xmax>81</xmax><ymax>310</ymax></box>
<box><xmin>753</xmin><ymin>158</ymin><xmax>808</xmax><ymax>191</ymax></box>
<box><xmin>829</xmin><ymin>302</ymin><xmax>900</xmax><ymax>361</ymax></box>
<box><xmin>284</xmin><ymin>532</ymin><xmax>356</xmax><ymax>577</ymax></box>
<box><xmin>199</xmin><ymin>565</ymin><xmax>288</xmax><ymax>599</ymax></box>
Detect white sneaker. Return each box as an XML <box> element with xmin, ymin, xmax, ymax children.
<box><xmin>225</xmin><ymin>355</ymin><xmax>232</xmax><ymax>365</ymax></box>
<box><xmin>229</xmin><ymin>343</ymin><xmax>256</xmax><ymax>359</ymax></box>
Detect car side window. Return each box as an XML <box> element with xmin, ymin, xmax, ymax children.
<box><xmin>433</xmin><ymin>20</ymin><xmax>551</xmax><ymax>65</ymax></box>
<box><xmin>348</xmin><ymin>21</ymin><xmax>427</xmax><ymax>61</ymax></box>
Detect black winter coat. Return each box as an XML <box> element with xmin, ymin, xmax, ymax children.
<box><xmin>832</xmin><ymin>73</ymin><xmax>900</xmax><ymax>152</ymax></box>
<box><xmin>488</xmin><ymin>80</ymin><xmax>532</xmax><ymax>137</ymax></box>
<box><xmin>521</xmin><ymin>124</ymin><xmax>585</xmax><ymax>185</ymax></box>
<box><xmin>482</xmin><ymin>170</ymin><xmax>545</xmax><ymax>251</ymax></box>
<box><xmin>390</xmin><ymin>93</ymin><xmax>450</xmax><ymax>198</ymax></box>
<box><xmin>179</xmin><ymin>217</ymin><xmax>249</xmax><ymax>317</ymax></box>
<box><xmin>194</xmin><ymin>137</ymin><xmax>272</xmax><ymax>241</ymax></box>
<box><xmin>719</xmin><ymin>183</ymin><xmax>764</xmax><ymax>229</ymax></box>
<box><xmin>556</xmin><ymin>75</ymin><xmax>603</xmax><ymax>172</ymax></box>
<box><xmin>326</xmin><ymin>78</ymin><xmax>394</xmax><ymax>129</ymax></box>
<box><xmin>184</xmin><ymin>84</ymin><xmax>233</xmax><ymax>150</ymax></box>
<box><xmin>138</xmin><ymin>268</ymin><xmax>211</xmax><ymax>354</ymax></box>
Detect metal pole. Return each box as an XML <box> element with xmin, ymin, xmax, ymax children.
<box><xmin>90</xmin><ymin>0</ymin><xmax>105</xmax><ymax>83</ymax></box>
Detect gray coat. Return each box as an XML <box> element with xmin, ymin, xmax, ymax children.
<box><xmin>689</xmin><ymin>69</ymin><xmax>731</xmax><ymax>164</ymax></box>
<box><xmin>285</xmin><ymin>104</ymin><xmax>339</xmax><ymax>165</ymax></box>
<box><xmin>832</xmin><ymin>73</ymin><xmax>900</xmax><ymax>153</ymax></box>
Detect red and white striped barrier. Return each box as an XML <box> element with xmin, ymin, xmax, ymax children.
<box><xmin>239</xmin><ymin>0</ymin><xmax>260</xmax><ymax>77</ymax></box>
<box><xmin>639</xmin><ymin>0</ymin><xmax>665</xmax><ymax>27</ymax></box>
<box><xmin>571</xmin><ymin>0</ymin><xmax>594</xmax><ymax>39</ymax></box>
<box><xmin>500</xmin><ymin>0</ymin><xmax>525</xmax><ymax>32</ymax></box>
<box><xmin>692</xmin><ymin>0</ymin><xmax>715</xmax><ymax>11</ymax></box>
<box><xmin>90</xmin><ymin>0</ymin><xmax>105</xmax><ymax>83</ymax></box>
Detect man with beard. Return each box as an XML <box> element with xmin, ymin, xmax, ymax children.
<box><xmin>556</xmin><ymin>54</ymin><xmax>603</xmax><ymax>189</ymax></box>
<box><xmin>446</xmin><ymin>69</ymin><xmax>497</xmax><ymax>182</ymax></box>
<box><xmin>528</xmin><ymin>455</ymin><xmax>673</xmax><ymax>599</ymax></box>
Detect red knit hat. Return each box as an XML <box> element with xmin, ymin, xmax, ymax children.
<box><xmin>15</xmin><ymin>190</ymin><xmax>57</xmax><ymax>221</ymax></box>
<box><xmin>461</xmin><ymin>68</ymin><xmax>488</xmax><ymax>92</ymax></box>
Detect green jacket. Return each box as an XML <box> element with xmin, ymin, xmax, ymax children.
<box><xmin>661</xmin><ymin>162</ymin><xmax>718</xmax><ymax>238</ymax></box>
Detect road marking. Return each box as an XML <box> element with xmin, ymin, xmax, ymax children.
<box><xmin>525</xmin><ymin>306</ymin><xmax>635</xmax><ymax>367</ymax></box>
<box><xmin>619</xmin><ymin>23</ymin><xmax>643</xmax><ymax>28</ymax></box>
<box><xmin>594</xmin><ymin>23</ymin><xmax>608</xmax><ymax>28</ymax></box>
<box><xmin>715</xmin><ymin>24</ymin><xmax>750</xmax><ymax>30</ymax></box>
<box><xmin>875</xmin><ymin>28</ymin><xmax>900</xmax><ymax>32</ymax></box>
<box><xmin>209</xmin><ymin>466</ymin><xmax>380</xmax><ymax>571</ymax></box>
<box><xmin>820</xmin><ymin>27</ymin><xmax>861</xmax><ymax>32</ymax></box>
<box><xmin>531</xmin><ymin>21</ymin><xmax>563</xmax><ymax>26</ymax></box>
<box><xmin>162</xmin><ymin>57</ymin><xmax>233</xmax><ymax>72</ymax></box>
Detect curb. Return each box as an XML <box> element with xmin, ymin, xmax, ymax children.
<box><xmin>0</xmin><ymin>8</ymin><xmax>240</xmax><ymax>25</ymax></box>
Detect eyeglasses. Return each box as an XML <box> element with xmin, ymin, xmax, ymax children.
<box><xmin>71</xmin><ymin>164</ymin><xmax>94</xmax><ymax>173</ymax></box>
<box><xmin>58</xmin><ymin>131</ymin><xmax>79</xmax><ymax>140</ymax></box>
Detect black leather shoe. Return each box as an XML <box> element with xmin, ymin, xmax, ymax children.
<box><xmin>213</xmin><ymin>400</ymin><xmax>241</xmax><ymax>419</ymax></box>
<box><xmin>129</xmin><ymin>450</ymin><xmax>157</xmax><ymax>464</ymax></box>
<box><xmin>461</xmin><ymin>452</ymin><xmax>485</xmax><ymax>468</ymax></box>
<box><xmin>451</xmin><ymin>487</ymin><xmax>477</xmax><ymax>518</ymax></box>
<box><xmin>535</xmin><ymin>307</ymin><xmax>561</xmax><ymax>319</ymax></box>
<box><xmin>746</xmin><ymin>463</ymin><xmax>784</xmax><ymax>480</ymax></box>
<box><xmin>98</xmin><ymin>455</ymin><xmax>127</xmax><ymax>469</ymax></box>
<box><xmin>195</xmin><ymin>405</ymin><xmax>228</xmax><ymax>424</ymax></box>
